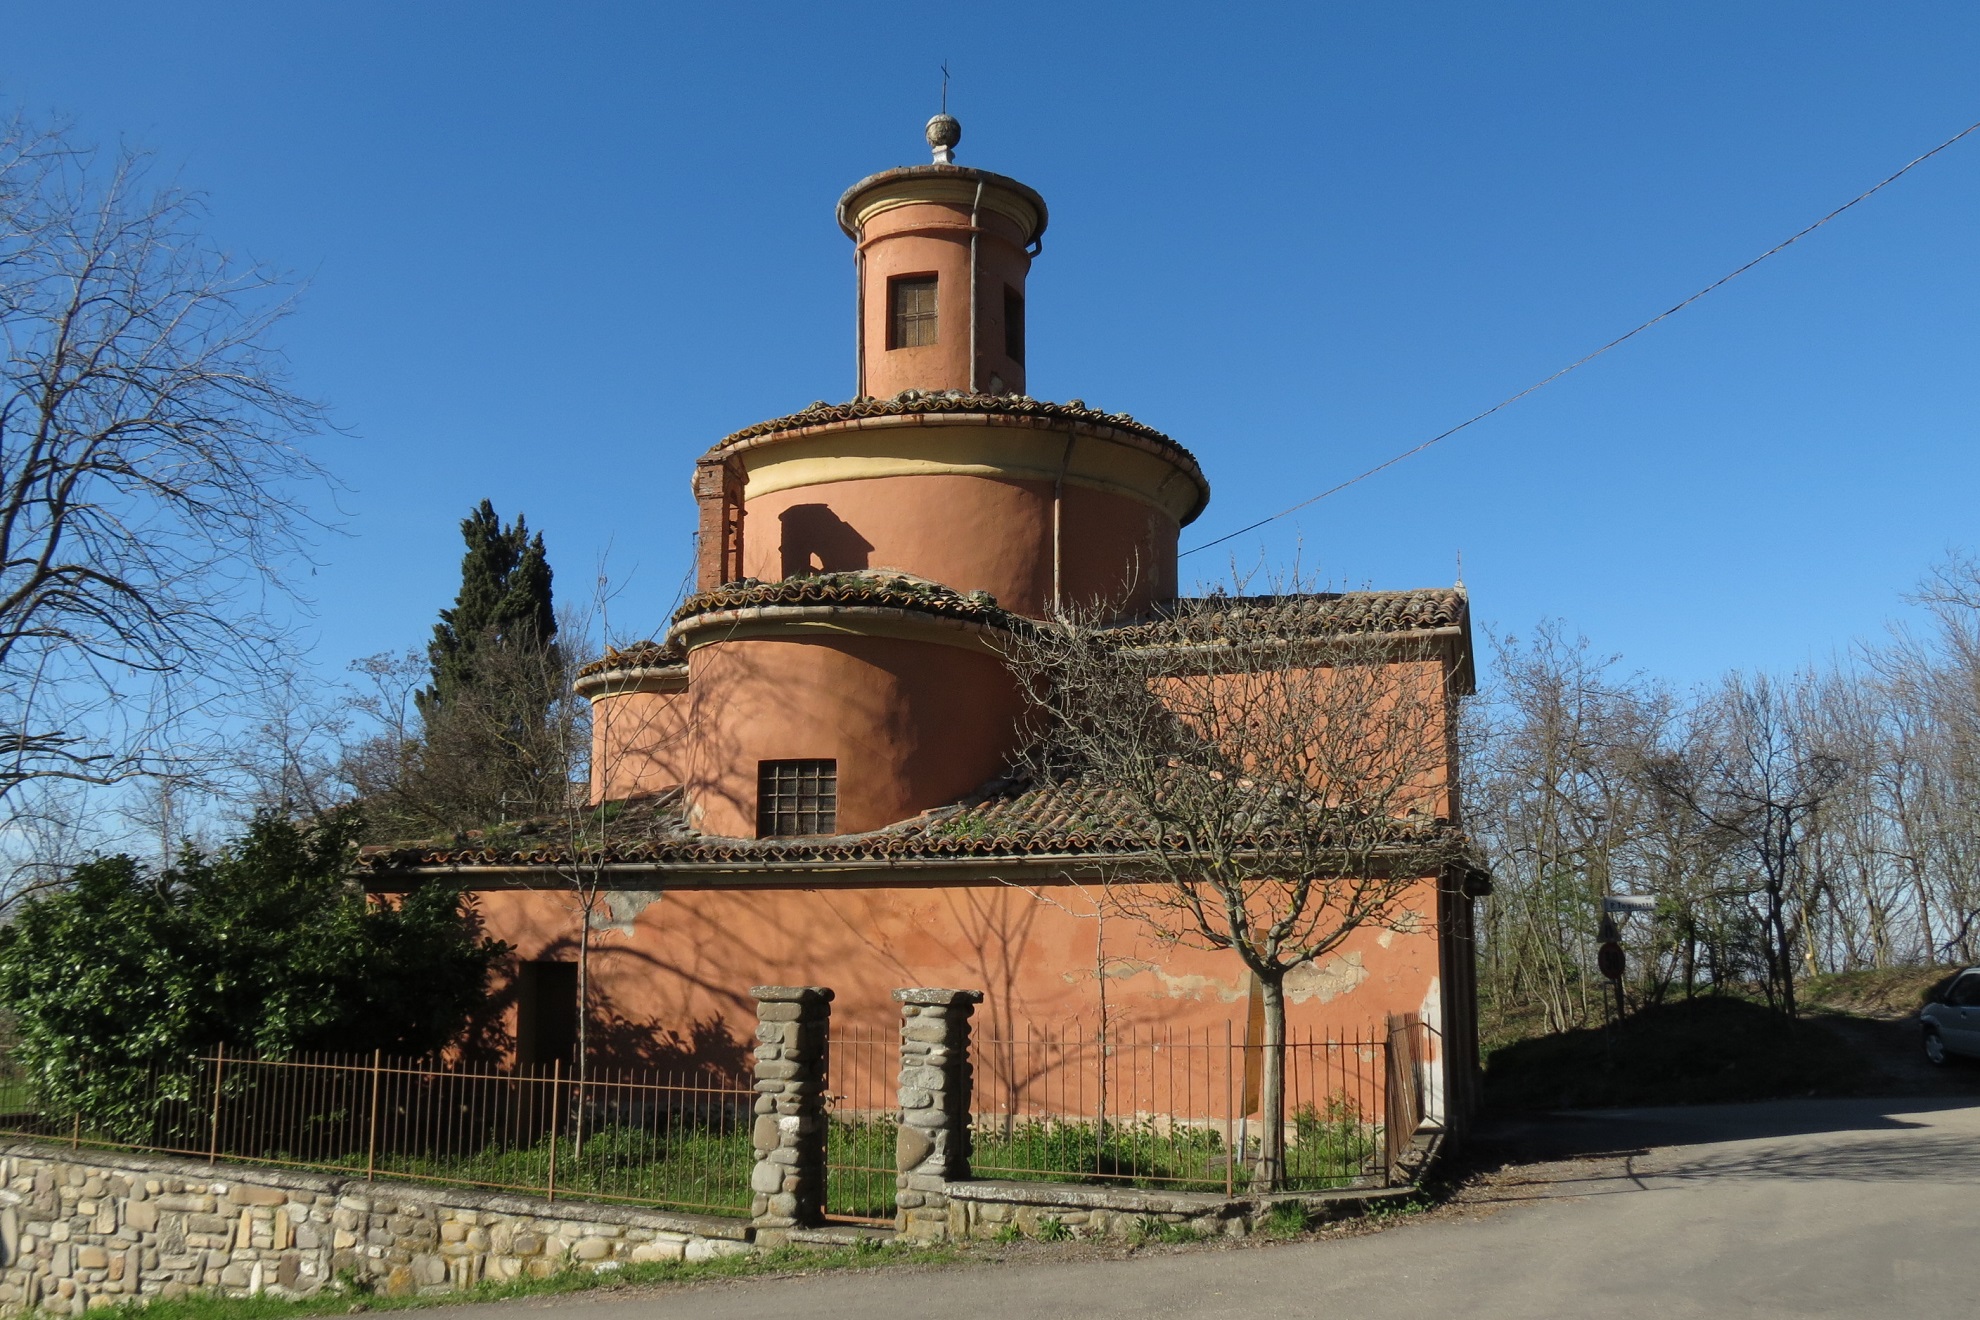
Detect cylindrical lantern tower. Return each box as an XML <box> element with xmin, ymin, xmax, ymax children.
<box><xmin>591</xmin><ymin>117</ymin><xmax>1213</xmax><ymax>835</ymax></box>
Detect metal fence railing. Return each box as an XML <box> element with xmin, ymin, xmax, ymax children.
<box><xmin>0</xmin><ymin>1050</ymin><xmax>757</xmax><ymax>1217</ymax></box>
<box><xmin>0</xmin><ymin>1014</ymin><xmax>1434</xmax><ymax>1218</ymax></box>
<box><xmin>823</xmin><ymin>1026</ymin><xmax>900</xmax><ymax>1224</ymax></box>
<box><xmin>969</xmin><ymin>1018</ymin><xmax>1426</xmax><ymax>1193</ymax></box>
<box><xmin>1383</xmin><ymin>1012</ymin><xmax>1425</xmax><ymax>1179</ymax></box>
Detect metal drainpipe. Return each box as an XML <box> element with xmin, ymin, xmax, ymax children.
<box><xmin>855</xmin><ymin>229</ymin><xmax>866</xmax><ymax>398</ymax></box>
<box><xmin>1052</xmin><ymin>435</ymin><xmax>1074</xmax><ymax>612</ymax></box>
<box><xmin>968</xmin><ymin>179</ymin><xmax>984</xmax><ymax>393</ymax></box>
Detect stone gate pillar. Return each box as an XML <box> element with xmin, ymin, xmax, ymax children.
<box><xmin>893</xmin><ymin>988</ymin><xmax>983</xmax><ymax>1241</ymax></box>
<box><xmin>749</xmin><ymin>986</ymin><xmax>832</xmax><ymax>1243</ymax></box>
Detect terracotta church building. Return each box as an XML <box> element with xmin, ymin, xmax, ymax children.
<box><xmin>364</xmin><ymin>116</ymin><xmax>1484</xmax><ymax>1123</ymax></box>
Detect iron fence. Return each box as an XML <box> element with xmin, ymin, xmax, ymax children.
<box><xmin>823</xmin><ymin>1025</ymin><xmax>900</xmax><ymax>1223</ymax></box>
<box><xmin>0</xmin><ymin>1050</ymin><xmax>757</xmax><ymax>1217</ymax></box>
<box><xmin>969</xmin><ymin>1018</ymin><xmax>1426</xmax><ymax>1192</ymax></box>
<box><xmin>0</xmin><ymin>1014</ymin><xmax>1435</xmax><ymax>1218</ymax></box>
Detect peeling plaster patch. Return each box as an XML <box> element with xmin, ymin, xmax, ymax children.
<box><xmin>1153</xmin><ymin>970</ymin><xmax>1247</xmax><ymax>1003</ymax></box>
<box><xmin>1080</xmin><ymin>959</ymin><xmax>1246</xmax><ymax>1003</ymax></box>
<box><xmin>600</xmin><ymin>890</ymin><xmax>664</xmax><ymax>934</ymax></box>
<box><xmin>1419</xmin><ymin>975</ymin><xmax>1442</xmax><ymax>1030</ymax></box>
<box><xmin>1284</xmin><ymin>951</ymin><xmax>1367</xmax><ymax>1004</ymax></box>
<box><xmin>1376</xmin><ymin>930</ymin><xmax>1395</xmax><ymax>949</ymax></box>
<box><xmin>1418</xmin><ymin>975</ymin><xmax>1447</xmax><ymax>1126</ymax></box>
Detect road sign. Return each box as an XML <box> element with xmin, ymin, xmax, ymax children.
<box><xmin>1597</xmin><ymin>941</ymin><xmax>1625</xmax><ymax>981</ymax></box>
<box><xmin>1603</xmin><ymin>895</ymin><xmax>1656</xmax><ymax>915</ymax></box>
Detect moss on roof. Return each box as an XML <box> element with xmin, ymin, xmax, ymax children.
<box><xmin>357</xmin><ymin>774</ymin><xmax>1461</xmax><ymax>875</ymax></box>
<box><xmin>1105</xmin><ymin>589</ymin><xmax>1468</xmax><ymax>647</ymax></box>
<box><xmin>708</xmin><ymin>391</ymin><xmax>1202</xmax><ymax>478</ymax></box>
<box><xmin>670</xmin><ymin>570</ymin><xmax>1019</xmax><ymax>631</ymax></box>
<box><xmin>574</xmin><ymin>640</ymin><xmax>686</xmax><ymax>680</ymax></box>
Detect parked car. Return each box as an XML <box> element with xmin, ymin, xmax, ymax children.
<box><xmin>1920</xmin><ymin>967</ymin><xmax>1980</xmax><ymax>1066</ymax></box>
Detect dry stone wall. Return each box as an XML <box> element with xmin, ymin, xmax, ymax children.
<box><xmin>748</xmin><ymin>986</ymin><xmax>832</xmax><ymax>1244</ymax></box>
<box><xmin>0</xmin><ymin>1143</ymin><xmax>748</xmax><ymax>1316</ymax></box>
<box><xmin>892</xmin><ymin>988</ymin><xmax>981</xmax><ymax>1241</ymax></box>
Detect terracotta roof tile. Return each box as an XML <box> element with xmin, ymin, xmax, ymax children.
<box><xmin>355</xmin><ymin>775</ymin><xmax>1457</xmax><ymax>876</ymax></box>
<box><xmin>1105</xmin><ymin>589</ymin><xmax>1467</xmax><ymax>647</ymax></box>
<box><xmin>671</xmin><ymin>570</ymin><xmax>1019</xmax><ymax>631</ymax></box>
<box><xmin>708</xmin><ymin>391</ymin><xmax>1201</xmax><ymax>478</ymax></box>
<box><xmin>573</xmin><ymin>586</ymin><xmax>1467</xmax><ymax>699</ymax></box>
<box><xmin>574</xmin><ymin>640</ymin><xmax>686</xmax><ymax>680</ymax></box>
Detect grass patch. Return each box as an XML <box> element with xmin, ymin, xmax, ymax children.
<box><xmin>967</xmin><ymin>1101</ymin><xmax>1380</xmax><ymax>1193</ymax></box>
<box><xmin>1260</xmin><ymin>1201</ymin><xmax>1310</xmax><ymax>1239</ymax></box>
<box><xmin>1802</xmin><ymin>966</ymin><xmax>1963</xmax><ymax>1020</ymax></box>
<box><xmin>305</xmin><ymin>1123</ymin><xmax>753</xmax><ymax>1217</ymax></box>
<box><xmin>1483</xmin><ymin>996</ymin><xmax>1876</xmax><ymax>1111</ymax></box>
<box><xmin>823</xmin><ymin>1117</ymin><xmax>899</xmax><ymax>1219</ymax></box>
<box><xmin>60</xmin><ymin>1241</ymin><xmax>965</xmax><ymax>1320</ymax></box>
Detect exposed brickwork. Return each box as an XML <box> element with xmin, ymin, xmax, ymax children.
<box><xmin>692</xmin><ymin>456</ymin><xmax>745</xmax><ymax>592</ymax></box>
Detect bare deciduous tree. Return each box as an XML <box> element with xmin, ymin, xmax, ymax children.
<box><xmin>341</xmin><ymin>635</ymin><xmax>582</xmax><ymax>841</ymax></box>
<box><xmin>1643</xmin><ymin>674</ymin><xmax>1844</xmax><ymax>1019</ymax></box>
<box><xmin>0</xmin><ymin>110</ymin><xmax>326</xmax><ymax>817</ymax></box>
<box><xmin>1000</xmin><ymin>587</ymin><xmax>1465</xmax><ymax>1188</ymax></box>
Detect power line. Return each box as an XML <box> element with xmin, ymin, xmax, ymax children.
<box><xmin>1181</xmin><ymin>116</ymin><xmax>1980</xmax><ymax>560</ymax></box>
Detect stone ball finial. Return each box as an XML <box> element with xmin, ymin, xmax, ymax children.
<box><xmin>925</xmin><ymin>113</ymin><xmax>961</xmax><ymax>164</ymax></box>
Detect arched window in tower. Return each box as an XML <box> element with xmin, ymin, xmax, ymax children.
<box><xmin>888</xmin><ymin>274</ymin><xmax>938</xmax><ymax>348</ymax></box>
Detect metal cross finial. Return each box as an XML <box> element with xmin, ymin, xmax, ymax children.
<box><xmin>925</xmin><ymin>65</ymin><xmax>961</xmax><ymax>164</ymax></box>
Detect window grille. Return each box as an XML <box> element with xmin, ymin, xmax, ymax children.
<box><xmin>889</xmin><ymin>275</ymin><xmax>938</xmax><ymax>348</ymax></box>
<box><xmin>1004</xmin><ymin>285</ymin><xmax>1025</xmax><ymax>366</ymax></box>
<box><xmin>757</xmin><ymin>759</ymin><xmax>838</xmax><ymax>837</ymax></box>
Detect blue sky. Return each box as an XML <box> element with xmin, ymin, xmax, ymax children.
<box><xmin>6</xmin><ymin>1</ymin><xmax>1977</xmax><ymax>690</ymax></box>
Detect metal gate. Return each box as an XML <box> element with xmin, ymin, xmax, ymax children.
<box><xmin>823</xmin><ymin>1025</ymin><xmax>899</xmax><ymax>1223</ymax></box>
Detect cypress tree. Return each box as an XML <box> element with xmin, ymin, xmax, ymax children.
<box><xmin>419</xmin><ymin>500</ymin><xmax>557</xmax><ymax>719</ymax></box>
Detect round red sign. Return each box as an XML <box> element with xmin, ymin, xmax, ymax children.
<box><xmin>1597</xmin><ymin>941</ymin><xmax>1625</xmax><ymax>981</ymax></box>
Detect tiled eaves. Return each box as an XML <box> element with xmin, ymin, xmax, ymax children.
<box><xmin>1106</xmin><ymin>589</ymin><xmax>1469</xmax><ymax>647</ymax></box>
<box><xmin>574</xmin><ymin>639</ymin><xmax>686</xmax><ymax>680</ymax></box>
<box><xmin>581</xmin><ymin>586</ymin><xmax>1469</xmax><ymax>684</ymax></box>
<box><xmin>670</xmin><ymin>572</ymin><xmax>1023</xmax><ymax>632</ymax></box>
<box><xmin>355</xmin><ymin>777</ymin><xmax>1460</xmax><ymax>878</ymax></box>
<box><xmin>702</xmin><ymin>393</ymin><xmax>1207</xmax><ymax>505</ymax></box>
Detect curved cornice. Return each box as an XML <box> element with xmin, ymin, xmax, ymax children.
<box><xmin>669</xmin><ymin>573</ymin><xmax>1020</xmax><ymax>655</ymax></box>
<box><xmin>670</xmin><ymin>603</ymin><xmax>1010</xmax><ymax>656</ymax></box>
<box><xmin>572</xmin><ymin>665</ymin><xmax>688</xmax><ymax>701</ymax></box>
<box><xmin>837</xmin><ymin>165</ymin><xmax>1049</xmax><ymax>244</ymax></box>
<box><xmin>705</xmin><ymin>395</ymin><xmax>1210</xmax><ymax>526</ymax></box>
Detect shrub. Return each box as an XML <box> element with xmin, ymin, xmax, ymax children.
<box><xmin>0</xmin><ymin>811</ymin><xmax>507</xmax><ymax>1131</ymax></box>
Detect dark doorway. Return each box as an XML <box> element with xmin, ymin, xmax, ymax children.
<box><xmin>514</xmin><ymin>961</ymin><xmax>578</xmax><ymax>1072</ymax></box>
<box><xmin>779</xmin><ymin>504</ymin><xmax>874</xmax><ymax>578</ymax></box>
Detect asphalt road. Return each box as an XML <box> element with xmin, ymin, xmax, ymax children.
<box><xmin>424</xmin><ymin>1092</ymin><xmax>1980</xmax><ymax>1320</ymax></box>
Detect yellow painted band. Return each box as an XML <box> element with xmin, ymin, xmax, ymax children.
<box><xmin>738</xmin><ymin>422</ymin><xmax>1201</xmax><ymax>523</ymax></box>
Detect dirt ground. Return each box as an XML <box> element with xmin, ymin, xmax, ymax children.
<box><xmin>1809</xmin><ymin>1009</ymin><xmax>1980</xmax><ymax>1097</ymax></box>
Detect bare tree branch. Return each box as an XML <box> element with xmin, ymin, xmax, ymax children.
<box><xmin>0</xmin><ymin>109</ymin><xmax>330</xmax><ymax>823</ymax></box>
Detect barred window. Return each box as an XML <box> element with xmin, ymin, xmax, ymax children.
<box><xmin>888</xmin><ymin>275</ymin><xmax>938</xmax><ymax>348</ymax></box>
<box><xmin>757</xmin><ymin>759</ymin><xmax>838</xmax><ymax>837</ymax></box>
<box><xmin>1003</xmin><ymin>285</ymin><xmax>1024</xmax><ymax>366</ymax></box>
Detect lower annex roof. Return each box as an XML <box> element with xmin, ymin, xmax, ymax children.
<box><xmin>355</xmin><ymin>776</ymin><xmax>1470</xmax><ymax>879</ymax></box>
<box><xmin>364</xmin><ymin>586</ymin><xmax>1479</xmax><ymax>882</ymax></box>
